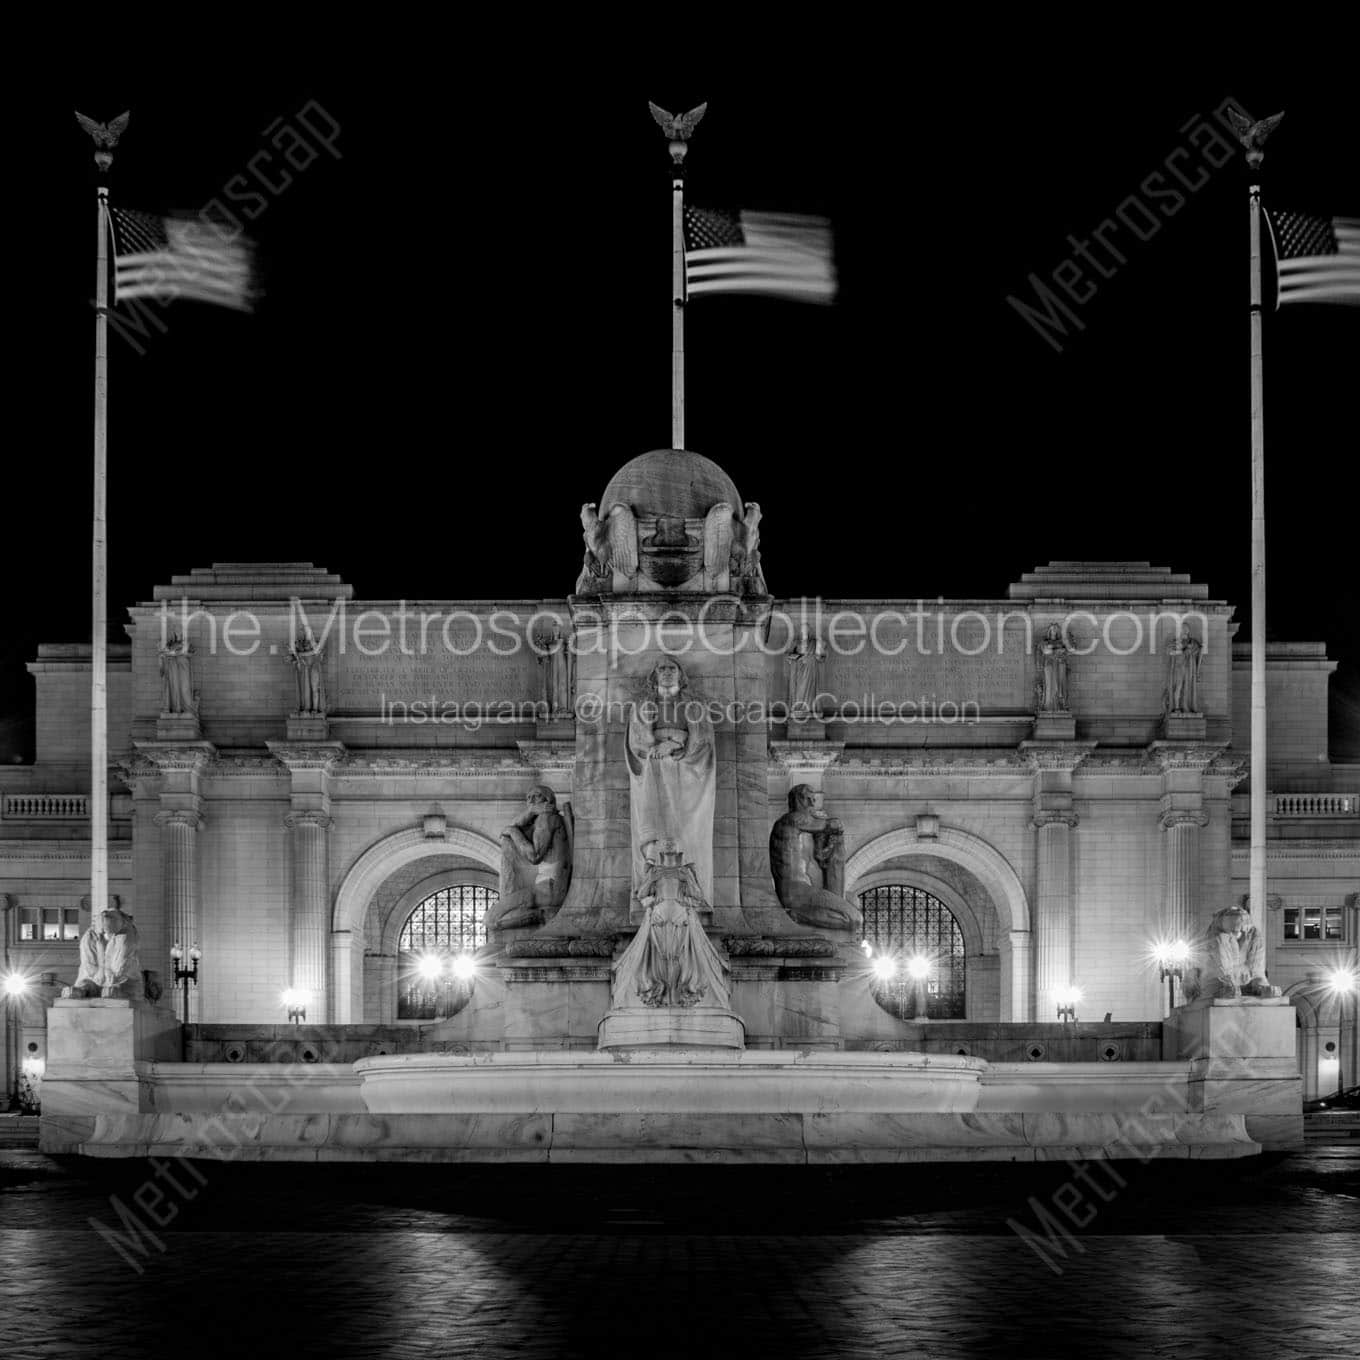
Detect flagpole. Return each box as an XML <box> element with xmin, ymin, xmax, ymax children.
<box><xmin>77</xmin><ymin>114</ymin><xmax>126</xmax><ymax>926</ymax></box>
<box><xmin>1247</xmin><ymin>158</ymin><xmax>1268</xmax><ymax>925</ymax></box>
<box><xmin>671</xmin><ymin>138</ymin><xmax>687</xmax><ymax>449</ymax></box>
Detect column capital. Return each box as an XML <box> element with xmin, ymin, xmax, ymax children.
<box><xmin>1159</xmin><ymin>809</ymin><xmax>1209</xmax><ymax>831</ymax></box>
<box><xmin>268</xmin><ymin>741</ymin><xmax>347</xmax><ymax>774</ymax></box>
<box><xmin>1032</xmin><ymin>810</ymin><xmax>1079</xmax><ymax>831</ymax></box>
<box><xmin>284</xmin><ymin>810</ymin><xmax>333</xmax><ymax>832</ymax></box>
<box><xmin>1020</xmin><ymin>741</ymin><xmax>1095</xmax><ymax>774</ymax></box>
<box><xmin>153</xmin><ymin>808</ymin><xmax>204</xmax><ymax>832</ymax></box>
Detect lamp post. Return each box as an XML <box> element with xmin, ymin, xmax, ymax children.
<box><xmin>1324</xmin><ymin>965</ymin><xmax>1358</xmax><ymax>1098</ymax></box>
<box><xmin>169</xmin><ymin>942</ymin><xmax>200</xmax><ymax>1025</ymax></box>
<box><xmin>2</xmin><ymin>973</ymin><xmax>31</xmax><ymax>1111</ymax></box>
<box><xmin>1057</xmin><ymin>985</ymin><xmax>1082</xmax><ymax>1024</ymax></box>
<box><xmin>1155</xmin><ymin>939</ymin><xmax>1192</xmax><ymax>1013</ymax></box>
<box><xmin>905</xmin><ymin>954</ymin><xmax>932</xmax><ymax>1021</ymax></box>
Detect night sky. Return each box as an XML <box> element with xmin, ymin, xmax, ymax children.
<box><xmin>6</xmin><ymin>56</ymin><xmax>1356</xmax><ymax>759</ymax></box>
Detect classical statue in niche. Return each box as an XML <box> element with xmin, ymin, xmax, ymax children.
<box><xmin>488</xmin><ymin>785</ymin><xmax>574</xmax><ymax>932</ymax></box>
<box><xmin>576</xmin><ymin>502</ymin><xmax>638</xmax><ymax>593</ymax></box>
<box><xmin>63</xmin><ymin>907</ymin><xmax>145</xmax><ymax>1000</ymax></box>
<box><xmin>287</xmin><ymin>626</ymin><xmax>327</xmax><ymax>715</ymax></box>
<box><xmin>1035</xmin><ymin>623</ymin><xmax>1070</xmax><ymax>713</ymax></box>
<box><xmin>786</xmin><ymin>625</ymin><xmax>826</xmax><ymax>716</ymax></box>
<box><xmin>159</xmin><ymin>630</ymin><xmax>196</xmax><ymax>715</ymax></box>
<box><xmin>611</xmin><ymin>839</ymin><xmax>731</xmax><ymax>1010</ymax></box>
<box><xmin>535</xmin><ymin>624</ymin><xmax>575</xmax><ymax>718</ymax></box>
<box><xmin>626</xmin><ymin>658</ymin><xmax>715</xmax><ymax>907</ymax></box>
<box><xmin>1183</xmin><ymin>899</ymin><xmax>1274</xmax><ymax>1000</ymax></box>
<box><xmin>1165</xmin><ymin>628</ymin><xmax>1204</xmax><ymax>714</ymax></box>
<box><xmin>769</xmin><ymin>784</ymin><xmax>863</xmax><ymax>933</ymax></box>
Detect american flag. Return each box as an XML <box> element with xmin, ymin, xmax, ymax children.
<box><xmin>683</xmin><ymin>207</ymin><xmax>836</xmax><ymax>303</ymax></box>
<box><xmin>110</xmin><ymin>208</ymin><xmax>255</xmax><ymax>311</ymax></box>
<box><xmin>1266</xmin><ymin>211</ymin><xmax>1360</xmax><ymax>308</ymax></box>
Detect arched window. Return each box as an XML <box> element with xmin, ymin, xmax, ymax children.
<box><xmin>396</xmin><ymin>885</ymin><xmax>497</xmax><ymax>1020</ymax></box>
<box><xmin>859</xmin><ymin>884</ymin><xmax>966</xmax><ymax>1019</ymax></box>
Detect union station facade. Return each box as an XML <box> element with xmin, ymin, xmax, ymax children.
<box><xmin>2</xmin><ymin>451</ymin><xmax>1357</xmax><ymax>1107</ymax></box>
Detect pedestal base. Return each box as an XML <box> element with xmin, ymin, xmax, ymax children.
<box><xmin>40</xmin><ymin>998</ymin><xmax>181</xmax><ymax>1150</ymax></box>
<box><xmin>597</xmin><ymin>1006</ymin><xmax>745</xmax><ymax>1051</ymax></box>
<box><xmin>286</xmin><ymin>714</ymin><xmax>330</xmax><ymax>741</ymax></box>
<box><xmin>1163</xmin><ymin>996</ymin><xmax>1302</xmax><ymax>1149</ymax></box>
<box><xmin>155</xmin><ymin>713</ymin><xmax>201</xmax><ymax>741</ymax></box>
<box><xmin>1161</xmin><ymin>713</ymin><xmax>1207</xmax><ymax>741</ymax></box>
<box><xmin>1032</xmin><ymin>713</ymin><xmax>1076</xmax><ymax>741</ymax></box>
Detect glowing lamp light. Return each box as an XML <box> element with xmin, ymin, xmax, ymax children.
<box><xmin>1058</xmin><ymin>986</ymin><xmax>1084</xmax><ymax>1007</ymax></box>
<box><xmin>450</xmin><ymin>953</ymin><xmax>477</xmax><ymax>983</ymax></box>
<box><xmin>1325</xmin><ymin>967</ymin><xmax>1358</xmax><ymax>997</ymax></box>
<box><xmin>871</xmin><ymin>954</ymin><xmax>898</xmax><ymax>982</ymax></box>
<box><xmin>1155</xmin><ymin>939</ymin><xmax>1191</xmax><ymax>969</ymax></box>
<box><xmin>904</xmin><ymin>955</ymin><xmax>932</xmax><ymax>982</ymax></box>
<box><xmin>2</xmin><ymin>973</ymin><xmax>30</xmax><ymax>999</ymax></box>
<box><xmin>416</xmin><ymin>953</ymin><xmax>446</xmax><ymax>982</ymax></box>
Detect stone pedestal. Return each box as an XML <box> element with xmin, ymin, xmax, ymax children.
<box><xmin>1163</xmin><ymin>996</ymin><xmax>1302</xmax><ymax>1149</ymax></box>
<box><xmin>156</xmin><ymin>713</ymin><xmax>201</xmax><ymax>741</ymax></box>
<box><xmin>286</xmin><ymin>714</ymin><xmax>329</xmax><ymax>741</ymax></box>
<box><xmin>40</xmin><ymin>998</ymin><xmax>181</xmax><ymax>1151</ymax></box>
<box><xmin>597</xmin><ymin>1005</ymin><xmax>746</xmax><ymax>1050</ymax></box>
<box><xmin>1161</xmin><ymin>713</ymin><xmax>1207</xmax><ymax>741</ymax></box>
<box><xmin>1032</xmin><ymin>713</ymin><xmax>1076</xmax><ymax>742</ymax></box>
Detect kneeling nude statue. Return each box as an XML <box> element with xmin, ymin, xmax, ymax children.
<box><xmin>769</xmin><ymin>784</ymin><xmax>863</xmax><ymax>934</ymax></box>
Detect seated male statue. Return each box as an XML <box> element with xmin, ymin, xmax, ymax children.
<box><xmin>63</xmin><ymin>907</ymin><xmax>145</xmax><ymax>1000</ymax></box>
<box><xmin>1185</xmin><ymin>900</ymin><xmax>1275</xmax><ymax>1001</ymax></box>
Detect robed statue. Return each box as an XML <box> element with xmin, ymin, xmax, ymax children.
<box><xmin>611</xmin><ymin>839</ymin><xmax>731</xmax><ymax>1010</ymax></box>
<box><xmin>626</xmin><ymin>658</ymin><xmax>715</xmax><ymax>907</ymax></box>
<box><xmin>1036</xmin><ymin>623</ymin><xmax>1070</xmax><ymax>714</ymax></box>
<box><xmin>786</xmin><ymin>625</ymin><xmax>826</xmax><ymax>716</ymax></box>
<box><xmin>159</xmin><ymin>630</ymin><xmax>195</xmax><ymax>715</ymax></box>
<box><xmin>288</xmin><ymin>627</ymin><xmax>327</xmax><ymax>715</ymax></box>
<box><xmin>1164</xmin><ymin>628</ymin><xmax>1204</xmax><ymax>715</ymax></box>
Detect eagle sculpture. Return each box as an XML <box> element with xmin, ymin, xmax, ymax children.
<box><xmin>1224</xmin><ymin>107</ymin><xmax>1284</xmax><ymax>165</ymax></box>
<box><xmin>75</xmin><ymin>110</ymin><xmax>131</xmax><ymax>170</ymax></box>
<box><xmin>576</xmin><ymin>502</ymin><xmax>639</xmax><ymax>592</ymax></box>
<box><xmin>648</xmin><ymin>101</ymin><xmax>707</xmax><ymax>141</ymax></box>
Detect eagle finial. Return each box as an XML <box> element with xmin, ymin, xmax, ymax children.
<box><xmin>1224</xmin><ymin>107</ymin><xmax>1284</xmax><ymax>168</ymax></box>
<box><xmin>75</xmin><ymin>110</ymin><xmax>131</xmax><ymax>171</ymax></box>
<box><xmin>649</xmin><ymin>101</ymin><xmax>707</xmax><ymax>166</ymax></box>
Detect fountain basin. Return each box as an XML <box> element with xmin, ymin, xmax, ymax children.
<box><xmin>354</xmin><ymin>1048</ymin><xmax>986</xmax><ymax>1115</ymax></box>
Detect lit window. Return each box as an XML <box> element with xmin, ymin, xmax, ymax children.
<box><xmin>1283</xmin><ymin>908</ymin><xmax>1299</xmax><ymax>940</ymax></box>
<box><xmin>42</xmin><ymin>910</ymin><xmax>60</xmax><ymax>941</ymax></box>
<box><xmin>397</xmin><ymin>885</ymin><xmax>497</xmax><ymax>1020</ymax></box>
<box><xmin>1324</xmin><ymin>908</ymin><xmax>1343</xmax><ymax>940</ymax></box>
<box><xmin>1284</xmin><ymin>906</ymin><xmax>1345</xmax><ymax>942</ymax></box>
<box><xmin>18</xmin><ymin>908</ymin><xmax>38</xmax><ymax>941</ymax></box>
<box><xmin>858</xmin><ymin>885</ymin><xmax>966</xmax><ymax>1019</ymax></box>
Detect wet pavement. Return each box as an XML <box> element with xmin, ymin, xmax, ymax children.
<box><xmin>0</xmin><ymin>1147</ymin><xmax>1356</xmax><ymax>1358</ymax></box>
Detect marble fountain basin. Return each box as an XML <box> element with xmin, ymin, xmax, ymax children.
<box><xmin>353</xmin><ymin>1049</ymin><xmax>987</xmax><ymax>1115</ymax></box>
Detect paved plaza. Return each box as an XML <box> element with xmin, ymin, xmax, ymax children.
<box><xmin>1</xmin><ymin>1147</ymin><xmax>1356</xmax><ymax>1359</ymax></box>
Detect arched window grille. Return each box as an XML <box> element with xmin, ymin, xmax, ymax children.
<box><xmin>859</xmin><ymin>884</ymin><xmax>967</xmax><ymax>1019</ymax></box>
<box><xmin>397</xmin><ymin>885</ymin><xmax>497</xmax><ymax>1020</ymax></box>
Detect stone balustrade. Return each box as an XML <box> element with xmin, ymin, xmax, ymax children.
<box><xmin>1272</xmin><ymin>792</ymin><xmax>1357</xmax><ymax>817</ymax></box>
<box><xmin>2</xmin><ymin>793</ymin><xmax>90</xmax><ymax>820</ymax></box>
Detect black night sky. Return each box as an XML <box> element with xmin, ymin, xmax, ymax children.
<box><xmin>6</xmin><ymin>49</ymin><xmax>1357</xmax><ymax>759</ymax></box>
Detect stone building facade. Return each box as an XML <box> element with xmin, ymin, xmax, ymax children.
<box><xmin>2</xmin><ymin>452</ymin><xmax>1356</xmax><ymax>1102</ymax></box>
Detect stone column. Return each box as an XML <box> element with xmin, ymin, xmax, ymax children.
<box><xmin>1033</xmin><ymin>811</ymin><xmax>1078</xmax><ymax>1021</ymax></box>
<box><xmin>154</xmin><ymin>807</ymin><xmax>204</xmax><ymax>1019</ymax></box>
<box><xmin>1160</xmin><ymin>810</ymin><xmax>1208</xmax><ymax>946</ymax></box>
<box><xmin>285</xmin><ymin>811</ymin><xmax>332</xmax><ymax>1013</ymax></box>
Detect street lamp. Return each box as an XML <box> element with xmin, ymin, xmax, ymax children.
<box><xmin>281</xmin><ymin>987</ymin><xmax>310</xmax><ymax>1025</ymax></box>
<box><xmin>450</xmin><ymin>954</ymin><xmax>477</xmax><ymax>983</ymax></box>
<box><xmin>169</xmin><ymin>942</ymin><xmax>201</xmax><ymax>1024</ymax></box>
<box><xmin>2</xmin><ymin>972</ymin><xmax>31</xmax><ymax>1111</ymax></box>
<box><xmin>1154</xmin><ymin>939</ymin><xmax>1192</xmax><ymax>1011</ymax></box>
<box><xmin>1323</xmin><ymin>965</ymin><xmax>1359</xmax><ymax>1098</ymax></box>
<box><xmin>870</xmin><ymin>953</ymin><xmax>898</xmax><ymax>982</ymax></box>
<box><xmin>1057</xmin><ymin>985</ymin><xmax>1083</xmax><ymax>1023</ymax></box>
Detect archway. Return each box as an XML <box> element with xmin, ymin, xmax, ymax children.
<box><xmin>330</xmin><ymin>824</ymin><xmax>501</xmax><ymax>1022</ymax></box>
<box><xmin>845</xmin><ymin>823</ymin><xmax>1033</xmax><ymax>1020</ymax></box>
